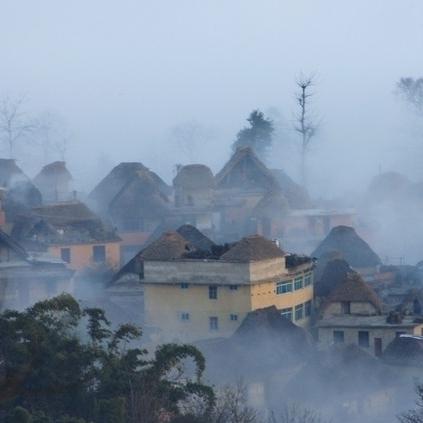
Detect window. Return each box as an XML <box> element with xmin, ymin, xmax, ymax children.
<box><xmin>305</xmin><ymin>301</ymin><xmax>312</xmax><ymax>317</ymax></box>
<box><xmin>341</xmin><ymin>301</ymin><xmax>351</xmax><ymax>314</ymax></box>
<box><xmin>209</xmin><ymin>316</ymin><xmax>219</xmax><ymax>330</ymax></box>
<box><xmin>304</xmin><ymin>273</ymin><xmax>313</xmax><ymax>286</ymax></box>
<box><xmin>333</xmin><ymin>330</ymin><xmax>345</xmax><ymax>344</ymax></box>
<box><xmin>93</xmin><ymin>245</ymin><xmax>106</xmax><ymax>263</ymax></box>
<box><xmin>180</xmin><ymin>283</ymin><xmax>189</xmax><ymax>289</ymax></box>
<box><xmin>230</xmin><ymin>314</ymin><xmax>238</xmax><ymax>321</ymax></box>
<box><xmin>276</xmin><ymin>281</ymin><xmax>292</xmax><ymax>295</ymax></box>
<box><xmin>209</xmin><ymin>286</ymin><xmax>218</xmax><ymax>300</ymax></box>
<box><xmin>229</xmin><ymin>285</ymin><xmax>238</xmax><ymax>290</ymax></box>
<box><xmin>358</xmin><ymin>331</ymin><xmax>369</xmax><ymax>347</ymax></box>
<box><xmin>295</xmin><ymin>304</ymin><xmax>304</xmax><ymax>321</ymax></box>
<box><xmin>180</xmin><ymin>312</ymin><xmax>190</xmax><ymax>321</ymax></box>
<box><xmin>294</xmin><ymin>276</ymin><xmax>303</xmax><ymax>291</ymax></box>
<box><xmin>60</xmin><ymin>247</ymin><xmax>71</xmax><ymax>264</ymax></box>
<box><xmin>281</xmin><ymin>307</ymin><xmax>293</xmax><ymax>321</ymax></box>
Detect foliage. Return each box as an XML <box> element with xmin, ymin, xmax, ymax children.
<box><xmin>232</xmin><ymin>110</ymin><xmax>274</xmax><ymax>161</ymax></box>
<box><xmin>397</xmin><ymin>77</ymin><xmax>423</xmax><ymax>115</ymax></box>
<box><xmin>399</xmin><ymin>384</ymin><xmax>423</xmax><ymax>423</ymax></box>
<box><xmin>0</xmin><ymin>294</ymin><xmax>214</xmax><ymax>423</ymax></box>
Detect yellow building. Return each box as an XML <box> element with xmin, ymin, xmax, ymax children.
<box><xmin>12</xmin><ymin>201</ymin><xmax>121</xmax><ymax>271</ymax></box>
<box><xmin>116</xmin><ymin>229</ymin><xmax>314</xmax><ymax>344</ymax></box>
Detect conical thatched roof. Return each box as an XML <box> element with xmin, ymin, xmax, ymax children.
<box><xmin>215</xmin><ymin>147</ymin><xmax>280</xmax><ymax>192</ymax></box>
<box><xmin>173</xmin><ymin>164</ymin><xmax>215</xmax><ymax>190</ymax></box>
<box><xmin>221</xmin><ymin>234</ymin><xmax>285</xmax><ymax>262</ymax></box>
<box><xmin>312</xmin><ymin>225</ymin><xmax>381</xmax><ymax>268</ymax></box>
<box><xmin>326</xmin><ymin>271</ymin><xmax>383</xmax><ymax>312</ymax></box>
<box><xmin>34</xmin><ymin>161</ymin><xmax>72</xmax><ymax>183</ymax></box>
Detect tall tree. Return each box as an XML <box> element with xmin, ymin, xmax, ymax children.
<box><xmin>0</xmin><ymin>95</ymin><xmax>36</xmax><ymax>159</ymax></box>
<box><xmin>232</xmin><ymin>110</ymin><xmax>274</xmax><ymax>161</ymax></box>
<box><xmin>294</xmin><ymin>75</ymin><xmax>318</xmax><ymax>187</ymax></box>
<box><xmin>397</xmin><ymin>77</ymin><xmax>423</xmax><ymax>115</ymax></box>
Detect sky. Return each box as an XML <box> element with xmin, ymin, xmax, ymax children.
<box><xmin>1</xmin><ymin>0</ymin><xmax>423</xmax><ymax>194</ymax></box>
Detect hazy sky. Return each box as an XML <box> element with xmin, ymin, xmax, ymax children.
<box><xmin>1</xmin><ymin>0</ymin><xmax>423</xmax><ymax>194</ymax></box>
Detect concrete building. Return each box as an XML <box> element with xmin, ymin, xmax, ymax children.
<box><xmin>112</xmin><ymin>228</ymin><xmax>314</xmax><ymax>344</ymax></box>
<box><xmin>316</xmin><ymin>272</ymin><xmax>423</xmax><ymax>356</ymax></box>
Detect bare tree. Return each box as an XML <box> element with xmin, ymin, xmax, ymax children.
<box><xmin>399</xmin><ymin>385</ymin><xmax>423</xmax><ymax>423</ymax></box>
<box><xmin>0</xmin><ymin>95</ymin><xmax>36</xmax><ymax>159</ymax></box>
<box><xmin>269</xmin><ymin>404</ymin><xmax>329</xmax><ymax>423</ymax></box>
<box><xmin>294</xmin><ymin>75</ymin><xmax>318</xmax><ymax>187</ymax></box>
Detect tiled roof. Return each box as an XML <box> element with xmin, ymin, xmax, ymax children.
<box><xmin>140</xmin><ymin>231</ymin><xmax>191</xmax><ymax>260</ymax></box>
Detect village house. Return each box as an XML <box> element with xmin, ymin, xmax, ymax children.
<box><xmin>89</xmin><ymin>162</ymin><xmax>171</xmax><ymax>262</ymax></box>
<box><xmin>111</xmin><ymin>226</ymin><xmax>314</xmax><ymax>344</ymax></box>
<box><xmin>33</xmin><ymin>161</ymin><xmax>74</xmax><ymax>203</ymax></box>
<box><xmin>316</xmin><ymin>271</ymin><xmax>423</xmax><ymax>356</ymax></box>
<box><xmin>0</xmin><ymin>228</ymin><xmax>73</xmax><ymax>311</ymax></box>
<box><xmin>11</xmin><ymin>201</ymin><xmax>121</xmax><ymax>271</ymax></box>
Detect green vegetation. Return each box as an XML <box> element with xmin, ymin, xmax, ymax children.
<box><xmin>0</xmin><ymin>294</ymin><xmax>214</xmax><ymax>423</ymax></box>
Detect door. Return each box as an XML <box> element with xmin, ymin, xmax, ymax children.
<box><xmin>374</xmin><ymin>338</ymin><xmax>382</xmax><ymax>357</ymax></box>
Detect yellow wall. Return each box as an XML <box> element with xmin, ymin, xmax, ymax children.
<box><xmin>144</xmin><ymin>269</ymin><xmax>314</xmax><ymax>343</ymax></box>
<box><xmin>49</xmin><ymin>242</ymin><xmax>121</xmax><ymax>270</ymax></box>
<box><xmin>144</xmin><ymin>283</ymin><xmax>252</xmax><ymax>343</ymax></box>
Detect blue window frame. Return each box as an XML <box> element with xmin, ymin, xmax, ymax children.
<box><xmin>295</xmin><ymin>304</ymin><xmax>304</xmax><ymax>321</ymax></box>
<box><xmin>294</xmin><ymin>276</ymin><xmax>303</xmax><ymax>291</ymax></box>
<box><xmin>276</xmin><ymin>281</ymin><xmax>293</xmax><ymax>295</ymax></box>
<box><xmin>281</xmin><ymin>307</ymin><xmax>293</xmax><ymax>321</ymax></box>
<box><xmin>180</xmin><ymin>283</ymin><xmax>189</xmax><ymax>289</ymax></box>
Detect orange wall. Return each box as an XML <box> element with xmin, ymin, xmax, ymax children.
<box><xmin>49</xmin><ymin>242</ymin><xmax>121</xmax><ymax>270</ymax></box>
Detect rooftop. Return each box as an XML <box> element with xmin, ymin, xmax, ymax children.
<box><xmin>317</xmin><ymin>314</ymin><xmax>422</xmax><ymax>328</ymax></box>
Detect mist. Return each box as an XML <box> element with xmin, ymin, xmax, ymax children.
<box><xmin>1</xmin><ymin>0</ymin><xmax>423</xmax><ymax>195</ymax></box>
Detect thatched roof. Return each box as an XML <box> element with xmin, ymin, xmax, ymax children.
<box><xmin>270</xmin><ymin>168</ymin><xmax>312</xmax><ymax>209</ymax></box>
<box><xmin>176</xmin><ymin>224</ymin><xmax>215</xmax><ymax>251</ymax></box>
<box><xmin>315</xmin><ymin>258</ymin><xmax>352</xmax><ymax>298</ymax></box>
<box><xmin>108</xmin><ymin>170</ymin><xmax>170</xmax><ymax>221</ymax></box>
<box><xmin>221</xmin><ymin>234</ymin><xmax>285</xmax><ymax>262</ymax></box>
<box><xmin>173</xmin><ymin>164</ymin><xmax>215</xmax><ymax>189</ymax></box>
<box><xmin>215</xmin><ymin>147</ymin><xmax>280</xmax><ymax>192</ymax></box>
<box><xmin>140</xmin><ymin>231</ymin><xmax>191</xmax><ymax>261</ymax></box>
<box><xmin>312</xmin><ymin>225</ymin><xmax>381</xmax><ymax>268</ymax></box>
<box><xmin>0</xmin><ymin>229</ymin><xmax>28</xmax><ymax>260</ymax></box>
<box><xmin>326</xmin><ymin>271</ymin><xmax>383</xmax><ymax>312</ymax></box>
<box><xmin>12</xmin><ymin>201</ymin><xmax>120</xmax><ymax>246</ymax></box>
<box><xmin>34</xmin><ymin>161</ymin><xmax>72</xmax><ymax>184</ymax></box>
<box><xmin>89</xmin><ymin>162</ymin><xmax>170</xmax><ymax>211</ymax></box>
<box><xmin>383</xmin><ymin>335</ymin><xmax>423</xmax><ymax>366</ymax></box>
<box><xmin>0</xmin><ymin>158</ymin><xmax>27</xmax><ymax>187</ymax></box>
<box><xmin>197</xmin><ymin>306</ymin><xmax>313</xmax><ymax>383</ymax></box>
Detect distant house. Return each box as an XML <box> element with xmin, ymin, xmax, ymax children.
<box><xmin>316</xmin><ymin>271</ymin><xmax>423</xmax><ymax>356</ymax></box>
<box><xmin>0</xmin><ymin>229</ymin><xmax>73</xmax><ymax>311</ymax></box>
<box><xmin>89</xmin><ymin>162</ymin><xmax>171</xmax><ymax>259</ymax></box>
<box><xmin>312</xmin><ymin>225</ymin><xmax>381</xmax><ymax>281</ymax></box>
<box><xmin>33</xmin><ymin>161</ymin><xmax>73</xmax><ymax>203</ymax></box>
<box><xmin>12</xmin><ymin>201</ymin><xmax>121</xmax><ymax>270</ymax></box>
<box><xmin>111</xmin><ymin>227</ymin><xmax>315</xmax><ymax>344</ymax></box>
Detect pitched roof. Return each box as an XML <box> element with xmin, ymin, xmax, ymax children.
<box><xmin>32</xmin><ymin>202</ymin><xmax>97</xmax><ymax>223</ymax></box>
<box><xmin>176</xmin><ymin>224</ymin><xmax>215</xmax><ymax>251</ymax></box>
<box><xmin>89</xmin><ymin>162</ymin><xmax>171</xmax><ymax>211</ymax></box>
<box><xmin>270</xmin><ymin>168</ymin><xmax>312</xmax><ymax>209</ymax></box>
<box><xmin>315</xmin><ymin>258</ymin><xmax>352</xmax><ymax>298</ymax></box>
<box><xmin>173</xmin><ymin>164</ymin><xmax>215</xmax><ymax>189</ymax></box>
<box><xmin>215</xmin><ymin>147</ymin><xmax>280</xmax><ymax>192</ymax></box>
<box><xmin>327</xmin><ymin>271</ymin><xmax>383</xmax><ymax>312</ymax></box>
<box><xmin>108</xmin><ymin>169</ymin><xmax>170</xmax><ymax>219</ymax></box>
<box><xmin>312</xmin><ymin>225</ymin><xmax>381</xmax><ymax>268</ymax></box>
<box><xmin>0</xmin><ymin>229</ymin><xmax>28</xmax><ymax>260</ymax></box>
<box><xmin>221</xmin><ymin>234</ymin><xmax>285</xmax><ymax>262</ymax></box>
<box><xmin>0</xmin><ymin>158</ymin><xmax>27</xmax><ymax>187</ymax></box>
<box><xmin>140</xmin><ymin>231</ymin><xmax>191</xmax><ymax>260</ymax></box>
